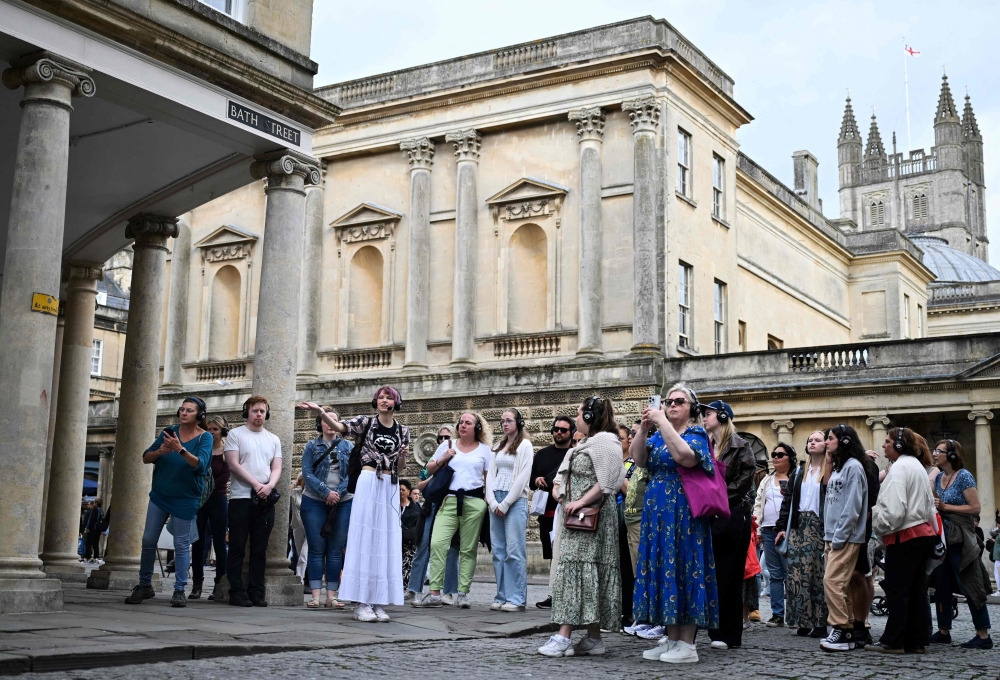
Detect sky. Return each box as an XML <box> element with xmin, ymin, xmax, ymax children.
<box><xmin>310</xmin><ymin>0</ymin><xmax>1000</xmax><ymax>266</ymax></box>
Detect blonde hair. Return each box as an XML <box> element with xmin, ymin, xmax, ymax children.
<box><xmin>665</xmin><ymin>382</ymin><xmax>704</xmax><ymax>429</ymax></box>
<box><xmin>713</xmin><ymin>420</ymin><xmax>737</xmax><ymax>455</ymax></box>
<box><xmin>456</xmin><ymin>411</ymin><xmax>492</xmax><ymax>447</ymax></box>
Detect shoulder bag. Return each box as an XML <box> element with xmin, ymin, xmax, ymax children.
<box><xmin>423</xmin><ymin>450</ymin><xmax>456</xmax><ymax>506</ymax></box>
<box><xmin>776</xmin><ymin>467</ymin><xmax>796</xmax><ymax>556</ymax></box>
<box><xmin>562</xmin><ymin>450</ymin><xmax>605</xmax><ymax>532</ymax></box>
<box><xmin>676</xmin><ymin>437</ymin><xmax>730</xmax><ymax>520</ymax></box>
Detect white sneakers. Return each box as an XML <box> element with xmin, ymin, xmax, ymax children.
<box><xmin>500</xmin><ymin>602</ymin><xmax>525</xmax><ymax>612</ymax></box>
<box><xmin>710</xmin><ymin>640</ymin><xmax>729</xmax><ymax>650</ymax></box>
<box><xmin>371</xmin><ymin>605</ymin><xmax>390</xmax><ymax>622</ymax></box>
<box><xmin>573</xmin><ymin>636</ymin><xmax>605</xmax><ymax>655</ymax></box>
<box><xmin>635</xmin><ymin>625</ymin><xmax>666</xmax><ymax>640</ymax></box>
<box><xmin>411</xmin><ymin>593</ymin><xmax>443</xmax><ymax>608</ymax></box>
<box><xmin>659</xmin><ymin>641</ymin><xmax>699</xmax><ymax>663</ymax></box>
<box><xmin>623</xmin><ymin>622</ymin><xmax>649</xmax><ymax>636</ymax></box>
<box><xmin>352</xmin><ymin>604</ymin><xmax>377</xmax><ymax>622</ymax></box>
<box><xmin>455</xmin><ymin>592</ymin><xmax>470</xmax><ymax>608</ymax></box>
<box><xmin>490</xmin><ymin>601</ymin><xmax>503</xmax><ymax>611</ymax></box>
<box><xmin>642</xmin><ymin>638</ymin><xmax>675</xmax><ymax>659</ymax></box>
<box><xmin>441</xmin><ymin>593</ymin><xmax>456</xmax><ymax>606</ymax></box>
<box><xmin>538</xmin><ymin>634</ymin><xmax>574</xmax><ymax>657</ymax></box>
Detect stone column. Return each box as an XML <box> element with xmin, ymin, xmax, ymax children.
<box><xmin>162</xmin><ymin>218</ymin><xmax>191</xmax><ymax>389</ymax></box>
<box><xmin>771</xmin><ymin>420</ymin><xmax>795</xmax><ymax>445</ymax></box>
<box><xmin>298</xmin><ymin>162</ymin><xmax>326</xmax><ymax>377</ymax></box>
<box><xmin>0</xmin><ymin>51</ymin><xmax>94</xmax><ymax>613</ymax></box>
<box><xmin>623</xmin><ymin>96</ymin><xmax>661</xmax><ymax>354</ymax></box>
<box><xmin>250</xmin><ymin>150</ymin><xmax>321</xmax><ymax>605</ymax></box>
<box><xmin>41</xmin><ymin>264</ymin><xmax>103</xmax><ymax>580</ymax></box>
<box><xmin>97</xmin><ymin>448</ymin><xmax>114</xmax><ymax>509</ymax></box>
<box><xmin>969</xmin><ymin>409</ymin><xmax>995</xmax><ymax>537</ymax></box>
<box><xmin>88</xmin><ymin>214</ymin><xmax>178</xmax><ymax>591</ymax></box>
<box><xmin>444</xmin><ymin>130</ymin><xmax>480</xmax><ymax>366</ymax></box>
<box><xmin>400</xmin><ymin>138</ymin><xmax>434</xmax><ymax>370</ymax></box>
<box><xmin>568</xmin><ymin>108</ymin><xmax>606</xmax><ymax>356</ymax></box>
<box><xmin>866</xmin><ymin>416</ymin><xmax>891</xmax><ymax>471</ymax></box>
<box><xmin>39</xmin><ymin>312</ymin><xmax>66</xmax><ymax>553</ymax></box>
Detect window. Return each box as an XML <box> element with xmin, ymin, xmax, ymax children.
<box><xmin>91</xmin><ymin>339</ymin><xmax>103</xmax><ymax>377</ymax></box>
<box><xmin>678</xmin><ymin>262</ymin><xmax>693</xmax><ymax>348</ymax></box>
<box><xmin>198</xmin><ymin>0</ymin><xmax>244</xmax><ymax>19</ymax></box>
<box><xmin>738</xmin><ymin>321</ymin><xmax>747</xmax><ymax>352</ymax></box>
<box><xmin>713</xmin><ymin>280</ymin><xmax>726</xmax><ymax>354</ymax></box>
<box><xmin>712</xmin><ymin>155</ymin><xmax>725</xmax><ymax>219</ymax></box>
<box><xmin>917</xmin><ymin>304</ymin><xmax>924</xmax><ymax>337</ymax></box>
<box><xmin>869</xmin><ymin>200</ymin><xmax>885</xmax><ymax>227</ymax></box>
<box><xmin>767</xmin><ymin>335</ymin><xmax>784</xmax><ymax>350</ymax></box>
<box><xmin>913</xmin><ymin>194</ymin><xmax>928</xmax><ymax>220</ymax></box>
<box><xmin>677</xmin><ymin>130</ymin><xmax>691</xmax><ymax>197</ymax></box>
<box><xmin>903</xmin><ymin>294</ymin><xmax>910</xmax><ymax>338</ymax></box>
<box><xmin>96</xmin><ymin>290</ymin><xmax>107</xmax><ymax>306</ymax></box>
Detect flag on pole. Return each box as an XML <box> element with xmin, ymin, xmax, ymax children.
<box><xmin>905</xmin><ymin>45</ymin><xmax>920</xmax><ymax>57</ymax></box>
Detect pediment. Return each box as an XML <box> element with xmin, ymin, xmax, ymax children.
<box><xmin>330</xmin><ymin>203</ymin><xmax>403</xmax><ymax>229</ymax></box>
<box><xmin>958</xmin><ymin>353</ymin><xmax>1000</xmax><ymax>380</ymax></box>
<box><xmin>486</xmin><ymin>177</ymin><xmax>569</xmax><ymax>206</ymax></box>
<box><xmin>194</xmin><ymin>225</ymin><xmax>258</xmax><ymax>249</ymax></box>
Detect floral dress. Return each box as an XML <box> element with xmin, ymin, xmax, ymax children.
<box><xmin>550</xmin><ymin>450</ymin><xmax>622</xmax><ymax>629</ymax></box>
<box><xmin>632</xmin><ymin>426</ymin><xmax>719</xmax><ymax>628</ymax></box>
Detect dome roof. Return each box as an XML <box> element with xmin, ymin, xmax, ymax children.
<box><xmin>910</xmin><ymin>236</ymin><xmax>1000</xmax><ymax>283</ymax></box>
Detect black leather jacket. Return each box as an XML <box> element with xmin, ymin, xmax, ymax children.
<box><xmin>719</xmin><ymin>434</ymin><xmax>756</xmax><ymax>511</ymax></box>
<box><xmin>777</xmin><ymin>461</ymin><xmax>827</xmax><ymax>532</ymax></box>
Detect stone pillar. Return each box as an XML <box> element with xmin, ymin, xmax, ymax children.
<box><xmin>162</xmin><ymin>218</ymin><xmax>191</xmax><ymax>389</ymax></box>
<box><xmin>444</xmin><ymin>130</ymin><xmax>480</xmax><ymax>366</ymax></box>
<box><xmin>969</xmin><ymin>409</ymin><xmax>995</xmax><ymax>537</ymax></box>
<box><xmin>400</xmin><ymin>138</ymin><xmax>434</xmax><ymax>370</ymax></box>
<box><xmin>0</xmin><ymin>51</ymin><xmax>94</xmax><ymax>613</ymax></box>
<box><xmin>97</xmin><ymin>448</ymin><xmax>114</xmax><ymax>509</ymax></box>
<box><xmin>39</xmin><ymin>312</ymin><xmax>66</xmax><ymax>553</ymax></box>
<box><xmin>298</xmin><ymin>162</ymin><xmax>326</xmax><ymax>377</ymax></box>
<box><xmin>866</xmin><ymin>416</ymin><xmax>891</xmax><ymax>471</ymax></box>
<box><xmin>771</xmin><ymin>420</ymin><xmax>795</xmax><ymax>445</ymax></box>
<box><xmin>88</xmin><ymin>214</ymin><xmax>178</xmax><ymax>591</ymax></box>
<box><xmin>568</xmin><ymin>108</ymin><xmax>606</xmax><ymax>356</ymax></box>
<box><xmin>622</xmin><ymin>96</ymin><xmax>661</xmax><ymax>354</ymax></box>
<box><xmin>41</xmin><ymin>264</ymin><xmax>103</xmax><ymax>580</ymax></box>
<box><xmin>250</xmin><ymin>150</ymin><xmax>321</xmax><ymax>605</ymax></box>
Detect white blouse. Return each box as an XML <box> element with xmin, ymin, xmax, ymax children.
<box><xmin>798</xmin><ymin>464</ymin><xmax>823</xmax><ymax>515</ymax></box>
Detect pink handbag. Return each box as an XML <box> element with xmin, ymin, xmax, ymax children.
<box><xmin>677</xmin><ymin>439</ymin><xmax>731</xmax><ymax>520</ymax></box>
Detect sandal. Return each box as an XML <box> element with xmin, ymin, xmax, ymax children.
<box><xmin>325</xmin><ymin>598</ymin><xmax>344</xmax><ymax>609</ymax></box>
<box><xmin>306</xmin><ymin>597</ymin><xmax>321</xmax><ymax>609</ymax></box>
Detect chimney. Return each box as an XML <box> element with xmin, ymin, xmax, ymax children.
<box><xmin>793</xmin><ymin>150</ymin><xmax>820</xmax><ymax>211</ymax></box>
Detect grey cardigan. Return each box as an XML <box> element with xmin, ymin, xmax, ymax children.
<box><xmin>823</xmin><ymin>457</ymin><xmax>868</xmax><ymax>549</ymax></box>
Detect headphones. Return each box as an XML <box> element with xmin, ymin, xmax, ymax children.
<box><xmin>371</xmin><ymin>387</ymin><xmax>402</xmax><ymax>411</ymax></box>
<box><xmin>242</xmin><ymin>397</ymin><xmax>270</xmax><ymax>421</ymax></box>
<box><xmin>946</xmin><ymin>439</ymin><xmax>959</xmax><ymax>464</ymax></box>
<box><xmin>178</xmin><ymin>396</ymin><xmax>207</xmax><ymax>423</ymax></box>
<box><xmin>717</xmin><ymin>409</ymin><xmax>730</xmax><ymax>423</ymax></box>
<box><xmin>836</xmin><ymin>424</ymin><xmax>851</xmax><ymax>448</ymax></box>
<box><xmin>456</xmin><ymin>412</ymin><xmax>484</xmax><ymax>436</ymax></box>
<box><xmin>315</xmin><ymin>409</ymin><xmax>337</xmax><ymax>433</ymax></box>
<box><xmin>893</xmin><ymin>426</ymin><xmax>906</xmax><ymax>452</ymax></box>
<box><xmin>582</xmin><ymin>396</ymin><xmax>604</xmax><ymax>424</ymax></box>
<box><xmin>506</xmin><ymin>408</ymin><xmax>525</xmax><ymax>430</ymax></box>
<box><xmin>688</xmin><ymin>388</ymin><xmax>703</xmax><ymax>416</ymax></box>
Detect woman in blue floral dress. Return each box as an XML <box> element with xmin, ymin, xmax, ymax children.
<box><xmin>631</xmin><ymin>383</ymin><xmax>719</xmax><ymax>664</ymax></box>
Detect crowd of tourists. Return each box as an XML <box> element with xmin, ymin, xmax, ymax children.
<box><xmin>118</xmin><ymin>384</ymin><xmax>997</xmax><ymax>664</ymax></box>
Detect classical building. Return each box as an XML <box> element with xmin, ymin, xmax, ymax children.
<box><xmin>0</xmin><ymin>0</ymin><xmax>336</xmax><ymax>613</ymax></box>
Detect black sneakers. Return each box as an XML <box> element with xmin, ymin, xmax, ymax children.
<box><xmin>820</xmin><ymin>627</ymin><xmax>854</xmax><ymax>652</ymax></box>
<box><xmin>536</xmin><ymin>596</ymin><xmax>552</xmax><ymax>610</ymax></box>
<box><xmin>229</xmin><ymin>592</ymin><xmax>252</xmax><ymax>607</ymax></box>
<box><xmin>929</xmin><ymin>630</ymin><xmax>952</xmax><ymax>644</ymax></box>
<box><xmin>124</xmin><ymin>585</ymin><xmax>155</xmax><ymax>605</ymax></box>
<box><xmin>766</xmin><ymin>615</ymin><xmax>785</xmax><ymax>628</ymax></box>
<box><xmin>170</xmin><ymin>590</ymin><xmax>187</xmax><ymax>608</ymax></box>
<box><xmin>249</xmin><ymin>593</ymin><xmax>268</xmax><ymax>607</ymax></box>
<box><xmin>960</xmin><ymin>635</ymin><xmax>994</xmax><ymax>649</ymax></box>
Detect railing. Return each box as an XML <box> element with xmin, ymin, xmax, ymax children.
<box><xmin>195</xmin><ymin>360</ymin><xmax>247</xmax><ymax>382</ymax></box>
<box><xmin>860</xmin><ymin>154</ymin><xmax>937</xmax><ymax>183</ymax></box>
<box><xmin>930</xmin><ymin>285</ymin><xmax>975</xmax><ymax>301</ymax></box>
<box><xmin>493</xmin><ymin>41</ymin><xmax>557</xmax><ymax>69</ymax></box>
<box><xmin>494</xmin><ymin>334</ymin><xmax>561</xmax><ymax>359</ymax></box>
<box><xmin>333</xmin><ymin>349</ymin><xmax>393</xmax><ymax>372</ymax></box>
<box><xmin>789</xmin><ymin>345</ymin><xmax>870</xmax><ymax>371</ymax></box>
<box><xmin>340</xmin><ymin>75</ymin><xmax>396</xmax><ymax>102</ymax></box>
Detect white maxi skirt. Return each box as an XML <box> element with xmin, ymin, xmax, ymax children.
<box><xmin>338</xmin><ymin>470</ymin><xmax>404</xmax><ymax>605</ymax></box>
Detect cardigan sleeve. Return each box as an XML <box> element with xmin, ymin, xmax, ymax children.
<box><xmin>497</xmin><ymin>440</ymin><xmax>534</xmax><ymax>514</ymax></box>
<box><xmin>485</xmin><ymin>446</ymin><xmax>499</xmax><ymax>511</ymax></box>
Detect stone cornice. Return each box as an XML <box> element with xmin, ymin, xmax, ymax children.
<box><xmin>400</xmin><ymin>138</ymin><xmax>436</xmax><ymax>169</ymax></box>
<box><xmin>622</xmin><ymin>96</ymin><xmax>660</xmax><ymax>133</ymax></box>
<box><xmin>568</xmin><ymin>107</ymin><xmax>605</xmax><ymax>141</ymax></box>
<box><xmin>444</xmin><ymin>129</ymin><xmax>481</xmax><ymax>161</ymax></box>
<box><xmin>2</xmin><ymin>51</ymin><xmax>96</xmax><ymax>98</ymax></box>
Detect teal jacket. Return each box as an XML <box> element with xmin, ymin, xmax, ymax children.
<box><xmin>145</xmin><ymin>425</ymin><xmax>213</xmax><ymax>520</ymax></box>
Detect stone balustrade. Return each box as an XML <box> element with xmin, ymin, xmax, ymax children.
<box><xmin>493</xmin><ymin>333</ymin><xmax>561</xmax><ymax>359</ymax></box>
<box><xmin>789</xmin><ymin>345</ymin><xmax>870</xmax><ymax>371</ymax></box>
<box><xmin>188</xmin><ymin>359</ymin><xmax>249</xmax><ymax>382</ymax></box>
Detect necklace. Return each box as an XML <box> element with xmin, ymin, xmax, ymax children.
<box><xmin>940</xmin><ymin>469</ymin><xmax>957</xmax><ymax>489</ymax></box>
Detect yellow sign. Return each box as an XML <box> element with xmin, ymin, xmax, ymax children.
<box><xmin>31</xmin><ymin>293</ymin><xmax>59</xmax><ymax>316</ymax></box>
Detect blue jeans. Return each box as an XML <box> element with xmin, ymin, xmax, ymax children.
<box><xmin>761</xmin><ymin>527</ymin><xmax>787</xmax><ymax>617</ymax></box>
<box><xmin>192</xmin><ymin>493</ymin><xmax>228</xmax><ymax>582</ymax></box>
<box><xmin>407</xmin><ymin>504</ymin><xmax>458</xmax><ymax>594</ymax></box>
<box><xmin>139</xmin><ymin>499</ymin><xmax>192</xmax><ymax>592</ymax></box>
<box><xmin>300</xmin><ymin>495</ymin><xmax>353</xmax><ymax>590</ymax></box>
<box><xmin>489</xmin><ymin>490</ymin><xmax>528</xmax><ymax>607</ymax></box>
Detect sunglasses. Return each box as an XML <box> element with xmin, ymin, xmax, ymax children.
<box><xmin>771</xmin><ymin>451</ymin><xmax>788</xmax><ymax>459</ymax></box>
<box><xmin>552</xmin><ymin>426</ymin><xmax>571</xmax><ymax>434</ymax></box>
<box><xmin>436</xmin><ymin>435</ymin><xmax>451</xmax><ymax>443</ymax></box>
<box><xmin>664</xmin><ymin>398</ymin><xmax>689</xmax><ymax>407</ymax></box>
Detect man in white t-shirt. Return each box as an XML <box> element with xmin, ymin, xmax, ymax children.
<box><xmin>225</xmin><ymin>395</ymin><xmax>282</xmax><ymax>607</ymax></box>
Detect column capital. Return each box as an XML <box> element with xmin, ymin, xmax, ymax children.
<box><xmin>969</xmin><ymin>409</ymin><xmax>994</xmax><ymax>422</ymax></box>
<box><xmin>98</xmin><ymin>447</ymin><xmax>114</xmax><ymax>459</ymax></box>
<box><xmin>568</xmin><ymin>107</ymin><xmax>606</xmax><ymax>141</ymax></box>
<box><xmin>126</xmin><ymin>213</ymin><xmax>179</xmax><ymax>252</ymax></box>
<box><xmin>63</xmin><ymin>263</ymin><xmax>104</xmax><ymax>283</ymax></box>
<box><xmin>771</xmin><ymin>420</ymin><xmax>795</xmax><ymax>432</ymax></box>
<box><xmin>623</xmin><ymin>96</ymin><xmax>661</xmax><ymax>133</ymax></box>
<box><xmin>2</xmin><ymin>51</ymin><xmax>95</xmax><ymax>99</ymax></box>
<box><xmin>400</xmin><ymin>137</ymin><xmax>436</xmax><ymax>168</ymax></box>
<box><xmin>250</xmin><ymin>149</ymin><xmax>322</xmax><ymax>189</ymax></box>
<box><xmin>444</xmin><ymin>129</ymin><xmax>481</xmax><ymax>161</ymax></box>
<box><xmin>866</xmin><ymin>416</ymin><xmax>891</xmax><ymax>427</ymax></box>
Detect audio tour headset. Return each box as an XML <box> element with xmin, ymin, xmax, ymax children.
<box><xmin>507</xmin><ymin>408</ymin><xmax>525</xmax><ymax>430</ymax></box>
<box><xmin>836</xmin><ymin>424</ymin><xmax>851</xmax><ymax>448</ymax></box>
<box><xmin>945</xmin><ymin>439</ymin><xmax>959</xmax><ymax>464</ymax></box>
<box><xmin>371</xmin><ymin>387</ymin><xmax>402</xmax><ymax>411</ymax></box>
<box><xmin>456</xmin><ymin>412</ymin><xmax>484</xmax><ymax>436</ymax></box>
<box><xmin>894</xmin><ymin>426</ymin><xmax>907</xmax><ymax>452</ymax></box>
<box><xmin>178</xmin><ymin>396</ymin><xmax>207</xmax><ymax>424</ymax></box>
<box><xmin>242</xmin><ymin>397</ymin><xmax>270</xmax><ymax>420</ymax></box>
<box><xmin>581</xmin><ymin>396</ymin><xmax>604</xmax><ymax>424</ymax></box>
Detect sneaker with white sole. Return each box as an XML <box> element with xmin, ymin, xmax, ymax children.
<box><xmin>455</xmin><ymin>592</ymin><xmax>470</xmax><ymax>608</ymax></box>
<box><xmin>490</xmin><ymin>601</ymin><xmax>503</xmax><ymax>611</ymax></box>
<box><xmin>441</xmin><ymin>593</ymin><xmax>455</xmax><ymax>606</ymax></box>
<box><xmin>372</xmin><ymin>605</ymin><xmax>390</xmax><ymax>622</ymax></box>
<box><xmin>624</xmin><ymin>622</ymin><xmax>650</xmax><ymax>636</ymax></box>
<box><xmin>636</xmin><ymin>625</ymin><xmax>666</xmax><ymax>640</ymax></box>
<box><xmin>500</xmin><ymin>602</ymin><xmax>525</xmax><ymax>612</ymax></box>
<box><xmin>660</xmin><ymin>641</ymin><xmax>698</xmax><ymax>663</ymax></box>
<box><xmin>353</xmin><ymin>603</ymin><xmax>377</xmax><ymax>622</ymax></box>
<box><xmin>820</xmin><ymin>627</ymin><xmax>854</xmax><ymax>652</ymax></box>
<box><xmin>642</xmin><ymin>638</ymin><xmax>675</xmax><ymax>660</ymax></box>
<box><xmin>573</xmin><ymin>636</ymin><xmax>605</xmax><ymax>655</ymax></box>
<box><xmin>538</xmin><ymin>634</ymin><xmax>574</xmax><ymax>657</ymax></box>
<box><xmin>411</xmin><ymin>593</ymin><xmax>443</xmax><ymax>608</ymax></box>
<box><xmin>710</xmin><ymin>640</ymin><xmax>729</xmax><ymax>650</ymax></box>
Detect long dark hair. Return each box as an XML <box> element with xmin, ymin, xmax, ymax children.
<box><xmin>828</xmin><ymin>424</ymin><xmax>875</xmax><ymax>479</ymax></box>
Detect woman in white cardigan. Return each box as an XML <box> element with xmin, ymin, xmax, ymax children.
<box><xmin>487</xmin><ymin>408</ymin><xmax>534</xmax><ymax>611</ymax></box>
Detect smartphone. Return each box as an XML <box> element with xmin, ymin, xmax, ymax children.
<box><xmin>779</xmin><ymin>480</ymin><xmax>789</xmax><ymax>494</ymax></box>
<box><xmin>648</xmin><ymin>394</ymin><xmax>661</xmax><ymax>410</ymax></box>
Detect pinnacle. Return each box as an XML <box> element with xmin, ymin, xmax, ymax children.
<box><xmin>864</xmin><ymin>112</ymin><xmax>885</xmax><ymax>161</ymax></box>
<box><xmin>838</xmin><ymin>96</ymin><xmax>860</xmax><ymax>143</ymax></box>
<box><xmin>962</xmin><ymin>93</ymin><xmax>981</xmax><ymax>140</ymax></box>
<box><xmin>935</xmin><ymin>73</ymin><xmax>959</xmax><ymax>124</ymax></box>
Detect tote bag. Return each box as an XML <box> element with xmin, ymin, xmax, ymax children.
<box><xmin>529</xmin><ymin>490</ymin><xmax>549</xmax><ymax>517</ymax></box>
<box><xmin>676</xmin><ymin>439</ymin><xmax>730</xmax><ymax>520</ymax></box>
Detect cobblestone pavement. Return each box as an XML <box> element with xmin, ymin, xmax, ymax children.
<box><xmin>23</xmin><ymin>596</ymin><xmax>1000</xmax><ymax>679</ymax></box>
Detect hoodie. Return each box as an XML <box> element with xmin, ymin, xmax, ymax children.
<box><xmin>823</xmin><ymin>457</ymin><xmax>868</xmax><ymax>549</ymax></box>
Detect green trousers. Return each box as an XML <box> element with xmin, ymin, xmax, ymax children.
<box><xmin>429</xmin><ymin>495</ymin><xmax>487</xmax><ymax>594</ymax></box>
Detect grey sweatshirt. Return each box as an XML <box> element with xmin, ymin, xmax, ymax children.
<box><xmin>823</xmin><ymin>457</ymin><xmax>868</xmax><ymax>549</ymax></box>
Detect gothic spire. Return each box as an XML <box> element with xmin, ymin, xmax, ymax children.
<box><xmin>935</xmin><ymin>73</ymin><xmax>959</xmax><ymax>124</ymax></box>
<box><xmin>962</xmin><ymin>93</ymin><xmax>981</xmax><ymax>141</ymax></box>
<box><xmin>864</xmin><ymin>112</ymin><xmax>885</xmax><ymax>161</ymax></box>
<box><xmin>838</xmin><ymin>96</ymin><xmax>861</xmax><ymax>143</ymax></box>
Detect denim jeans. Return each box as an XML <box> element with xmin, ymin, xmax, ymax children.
<box><xmin>192</xmin><ymin>494</ymin><xmax>228</xmax><ymax>582</ymax></box>
<box><xmin>489</xmin><ymin>490</ymin><xmax>528</xmax><ymax>607</ymax></box>
<box><xmin>408</xmin><ymin>504</ymin><xmax>458</xmax><ymax>594</ymax></box>
<box><xmin>300</xmin><ymin>495</ymin><xmax>353</xmax><ymax>590</ymax></box>
<box><xmin>761</xmin><ymin>526</ymin><xmax>787</xmax><ymax>617</ymax></box>
<box><xmin>935</xmin><ymin>543</ymin><xmax>992</xmax><ymax>631</ymax></box>
<box><xmin>139</xmin><ymin>500</ymin><xmax>192</xmax><ymax>592</ymax></box>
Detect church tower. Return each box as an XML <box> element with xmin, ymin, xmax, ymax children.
<box><xmin>933</xmin><ymin>74</ymin><xmax>963</xmax><ymax>170</ymax></box>
<box><xmin>837</xmin><ymin>97</ymin><xmax>863</xmax><ymax>223</ymax></box>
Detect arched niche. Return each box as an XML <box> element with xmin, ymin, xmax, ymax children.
<box><xmin>348</xmin><ymin>245</ymin><xmax>384</xmax><ymax>348</ymax></box>
<box><xmin>209</xmin><ymin>264</ymin><xmax>241</xmax><ymax>359</ymax></box>
<box><xmin>507</xmin><ymin>223</ymin><xmax>548</xmax><ymax>333</ymax></box>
